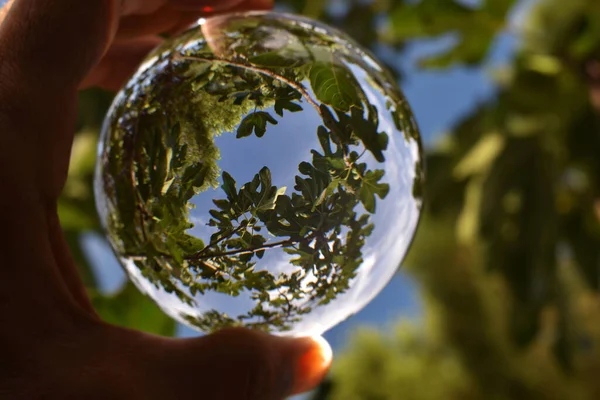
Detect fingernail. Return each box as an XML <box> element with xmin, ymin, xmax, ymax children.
<box><xmin>282</xmin><ymin>335</ymin><xmax>332</xmax><ymax>396</ymax></box>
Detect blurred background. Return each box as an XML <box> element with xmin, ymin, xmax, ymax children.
<box><xmin>64</xmin><ymin>0</ymin><xmax>600</xmax><ymax>398</ymax></box>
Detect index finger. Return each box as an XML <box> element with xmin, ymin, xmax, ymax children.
<box><xmin>122</xmin><ymin>0</ymin><xmax>247</xmax><ymax>15</ymax></box>
<box><xmin>116</xmin><ymin>0</ymin><xmax>273</xmax><ymax>40</ymax></box>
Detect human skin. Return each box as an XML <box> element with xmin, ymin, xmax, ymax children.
<box><xmin>0</xmin><ymin>1</ymin><xmax>330</xmax><ymax>399</ymax></box>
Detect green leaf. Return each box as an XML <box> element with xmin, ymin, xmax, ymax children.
<box><xmin>232</xmin><ymin>92</ymin><xmax>251</xmax><ymax>105</ymax></box>
<box><xmin>348</xmin><ymin>107</ymin><xmax>388</xmax><ymax>162</ymax></box>
<box><xmin>359</xmin><ymin>169</ymin><xmax>390</xmax><ymax>213</ymax></box>
<box><xmin>295</xmin><ymin>176</ymin><xmax>316</xmax><ymax>201</ymax></box>
<box><xmin>309</xmin><ymin>62</ymin><xmax>362</xmax><ymax>112</ymax></box>
<box><xmin>249</xmin><ymin>52</ymin><xmax>307</xmax><ymax>68</ymax></box>
<box><xmin>177</xmin><ymin>235</ymin><xmax>206</xmax><ymax>254</ymax></box>
<box><xmin>258</xmin><ymin>186</ymin><xmax>287</xmax><ymax>211</ymax></box>
<box><xmin>317</xmin><ymin>126</ymin><xmax>332</xmax><ymax>155</ymax></box>
<box><xmin>236</xmin><ymin>116</ymin><xmax>255</xmax><ymax>139</ymax></box>
<box><xmin>252</xmin><ymin>167</ymin><xmax>275</xmax><ymax>210</ymax></box>
<box><xmin>166</xmin><ymin>237</ymin><xmax>185</xmax><ymax>265</ymax></box>
<box><xmin>161</xmin><ymin>177</ymin><xmax>175</xmax><ymax>195</ymax></box>
<box><xmin>237</xmin><ymin>112</ymin><xmax>279</xmax><ymax>138</ymax></box>
<box><xmin>274</xmin><ymin>99</ymin><xmax>303</xmax><ymax>116</ymax></box>
<box><xmin>313</xmin><ymin>179</ymin><xmax>339</xmax><ymax>211</ymax></box>
<box><xmin>180</xmin><ymin>163</ymin><xmax>209</xmax><ymax>198</ymax></box>
<box><xmin>151</xmin><ymin>146</ymin><xmax>172</xmax><ymax>196</ymax></box>
<box><xmin>222</xmin><ymin>171</ymin><xmax>238</xmax><ymax>200</ymax></box>
<box><xmin>212</xmin><ymin>199</ymin><xmax>230</xmax><ymax>210</ymax></box>
<box><xmin>259</xmin><ymin>166</ymin><xmax>273</xmax><ymax>190</ymax></box>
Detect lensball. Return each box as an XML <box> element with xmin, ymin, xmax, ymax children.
<box><xmin>95</xmin><ymin>11</ymin><xmax>423</xmax><ymax>337</ymax></box>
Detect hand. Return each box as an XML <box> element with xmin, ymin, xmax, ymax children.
<box><xmin>0</xmin><ymin>1</ymin><xmax>331</xmax><ymax>399</ymax></box>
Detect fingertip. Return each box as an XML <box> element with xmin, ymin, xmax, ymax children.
<box><xmin>286</xmin><ymin>335</ymin><xmax>332</xmax><ymax>396</ymax></box>
<box><xmin>195</xmin><ymin>328</ymin><xmax>332</xmax><ymax>398</ymax></box>
<box><xmin>147</xmin><ymin>328</ymin><xmax>331</xmax><ymax>399</ymax></box>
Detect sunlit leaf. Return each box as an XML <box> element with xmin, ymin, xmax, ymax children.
<box><xmin>359</xmin><ymin>170</ymin><xmax>390</xmax><ymax>213</ymax></box>
<box><xmin>309</xmin><ymin>62</ymin><xmax>363</xmax><ymax>111</ymax></box>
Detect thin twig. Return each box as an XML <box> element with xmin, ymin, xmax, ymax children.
<box><xmin>187</xmin><ymin>238</ymin><xmax>294</xmax><ymax>260</ymax></box>
<box><xmin>124</xmin><ymin>252</ymin><xmax>223</xmax><ymax>275</ymax></box>
<box><xmin>194</xmin><ymin>223</ymin><xmax>248</xmax><ymax>258</ymax></box>
<box><xmin>187</xmin><ymin>232</ymin><xmax>318</xmax><ymax>261</ymax></box>
<box><xmin>174</xmin><ymin>54</ymin><xmax>322</xmax><ymax>113</ymax></box>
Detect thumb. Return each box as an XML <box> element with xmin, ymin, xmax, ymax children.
<box><xmin>0</xmin><ymin>0</ymin><xmax>119</xmax><ymax>203</ymax></box>
<box><xmin>151</xmin><ymin>328</ymin><xmax>332</xmax><ymax>399</ymax></box>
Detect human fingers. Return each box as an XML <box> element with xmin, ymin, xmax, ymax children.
<box><xmin>121</xmin><ymin>0</ymin><xmax>245</xmax><ymax>15</ymax></box>
<box><xmin>0</xmin><ymin>0</ymin><xmax>121</xmax><ymax>318</ymax></box>
<box><xmin>137</xmin><ymin>328</ymin><xmax>333</xmax><ymax>399</ymax></box>
<box><xmin>88</xmin><ymin>0</ymin><xmax>273</xmax><ymax>88</ymax></box>
<box><xmin>116</xmin><ymin>0</ymin><xmax>273</xmax><ymax>40</ymax></box>
<box><xmin>81</xmin><ymin>36</ymin><xmax>163</xmax><ymax>91</ymax></box>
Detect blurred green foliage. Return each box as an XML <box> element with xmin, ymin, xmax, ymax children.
<box><xmin>63</xmin><ymin>0</ymin><xmax>600</xmax><ymax>398</ymax></box>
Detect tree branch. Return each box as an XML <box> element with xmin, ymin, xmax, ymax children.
<box><xmin>194</xmin><ymin>222</ymin><xmax>248</xmax><ymax>258</ymax></box>
<box><xmin>123</xmin><ymin>252</ymin><xmax>222</xmax><ymax>274</ymax></box>
<box><xmin>187</xmin><ymin>238</ymin><xmax>293</xmax><ymax>260</ymax></box>
<box><xmin>187</xmin><ymin>232</ymin><xmax>318</xmax><ymax>261</ymax></box>
<box><xmin>174</xmin><ymin>55</ymin><xmax>322</xmax><ymax>113</ymax></box>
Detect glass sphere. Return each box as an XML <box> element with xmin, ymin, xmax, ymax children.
<box><xmin>95</xmin><ymin>11</ymin><xmax>423</xmax><ymax>337</ymax></box>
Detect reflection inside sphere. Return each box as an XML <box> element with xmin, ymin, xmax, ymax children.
<box><xmin>95</xmin><ymin>11</ymin><xmax>423</xmax><ymax>336</ymax></box>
